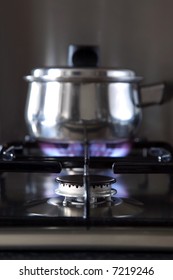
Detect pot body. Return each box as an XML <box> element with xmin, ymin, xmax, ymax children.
<box><xmin>25</xmin><ymin>68</ymin><xmax>142</xmax><ymax>141</ymax></box>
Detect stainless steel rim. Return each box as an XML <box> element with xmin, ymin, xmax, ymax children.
<box><xmin>24</xmin><ymin>67</ymin><xmax>143</xmax><ymax>83</ymax></box>
<box><xmin>25</xmin><ymin>75</ymin><xmax>142</xmax><ymax>83</ymax></box>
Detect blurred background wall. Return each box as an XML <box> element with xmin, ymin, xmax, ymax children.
<box><xmin>0</xmin><ymin>0</ymin><xmax>173</xmax><ymax>143</ymax></box>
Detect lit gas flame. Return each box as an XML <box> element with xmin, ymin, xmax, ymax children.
<box><xmin>90</xmin><ymin>142</ymin><xmax>130</xmax><ymax>157</ymax></box>
<box><xmin>40</xmin><ymin>141</ymin><xmax>131</xmax><ymax>157</ymax></box>
<box><xmin>40</xmin><ymin>142</ymin><xmax>83</xmax><ymax>157</ymax></box>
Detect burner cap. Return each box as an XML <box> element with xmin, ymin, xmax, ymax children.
<box><xmin>56</xmin><ymin>175</ymin><xmax>116</xmax><ymax>186</ymax></box>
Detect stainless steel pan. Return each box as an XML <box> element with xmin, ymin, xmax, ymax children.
<box><xmin>24</xmin><ymin>67</ymin><xmax>165</xmax><ymax>141</ymax></box>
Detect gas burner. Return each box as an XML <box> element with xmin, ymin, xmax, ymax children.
<box><xmin>40</xmin><ymin>141</ymin><xmax>131</xmax><ymax>157</ymax></box>
<box><xmin>55</xmin><ymin>175</ymin><xmax>116</xmax><ymax>205</ymax></box>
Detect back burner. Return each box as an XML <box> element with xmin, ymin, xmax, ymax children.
<box><xmin>40</xmin><ymin>141</ymin><xmax>131</xmax><ymax>157</ymax></box>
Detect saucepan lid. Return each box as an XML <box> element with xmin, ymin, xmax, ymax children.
<box><xmin>24</xmin><ymin>67</ymin><xmax>143</xmax><ymax>83</ymax></box>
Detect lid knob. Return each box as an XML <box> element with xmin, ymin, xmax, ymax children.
<box><xmin>68</xmin><ymin>45</ymin><xmax>99</xmax><ymax>67</ymax></box>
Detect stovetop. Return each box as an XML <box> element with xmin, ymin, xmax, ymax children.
<box><xmin>0</xmin><ymin>138</ymin><xmax>173</xmax><ymax>250</ymax></box>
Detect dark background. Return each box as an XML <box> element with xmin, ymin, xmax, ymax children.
<box><xmin>0</xmin><ymin>0</ymin><xmax>173</xmax><ymax>143</ymax></box>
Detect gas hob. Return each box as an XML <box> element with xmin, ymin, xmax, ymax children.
<box><xmin>0</xmin><ymin>138</ymin><xmax>173</xmax><ymax>250</ymax></box>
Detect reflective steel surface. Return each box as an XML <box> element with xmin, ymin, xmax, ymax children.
<box><xmin>25</xmin><ymin>67</ymin><xmax>142</xmax><ymax>141</ymax></box>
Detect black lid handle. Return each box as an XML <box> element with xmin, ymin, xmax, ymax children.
<box><xmin>68</xmin><ymin>45</ymin><xmax>99</xmax><ymax>67</ymax></box>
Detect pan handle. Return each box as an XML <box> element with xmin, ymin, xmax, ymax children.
<box><xmin>134</xmin><ymin>83</ymin><xmax>171</xmax><ymax>107</ymax></box>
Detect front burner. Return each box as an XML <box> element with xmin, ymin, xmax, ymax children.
<box><xmin>55</xmin><ymin>175</ymin><xmax>116</xmax><ymax>205</ymax></box>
